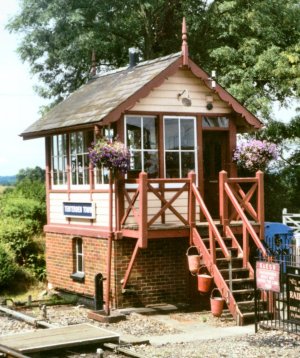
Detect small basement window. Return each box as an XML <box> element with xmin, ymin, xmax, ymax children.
<box><xmin>70</xmin><ymin>237</ymin><xmax>85</xmax><ymax>283</ymax></box>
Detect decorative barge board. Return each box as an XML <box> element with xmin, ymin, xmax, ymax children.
<box><xmin>0</xmin><ymin>324</ymin><xmax>119</xmax><ymax>354</ymax></box>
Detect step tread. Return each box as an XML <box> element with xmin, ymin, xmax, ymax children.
<box><xmin>225</xmin><ymin>278</ymin><xmax>254</xmax><ymax>283</ymax></box>
<box><xmin>232</xmin><ymin>288</ymin><xmax>254</xmax><ymax>294</ymax></box>
<box><xmin>236</xmin><ymin>300</ymin><xmax>255</xmax><ymax>305</ymax></box>
<box><xmin>216</xmin><ymin>257</ymin><xmax>242</xmax><ymax>261</ymax></box>
<box><xmin>219</xmin><ymin>268</ymin><xmax>249</xmax><ymax>272</ymax></box>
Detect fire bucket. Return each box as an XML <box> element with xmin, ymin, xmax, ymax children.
<box><xmin>210</xmin><ymin>288</ymin><xmax>225</xmax><ymax>317</ymax></box>
<box><xmin>186</xmin><ymin>246</ymin><xmax>202</xmax><ymax>274</ymax></box>
<box><xmin>197</xmin><ymin>266</ymin><xmax>213</xmax><ymax>293</ymax></box>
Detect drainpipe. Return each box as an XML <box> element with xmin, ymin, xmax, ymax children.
<box><xmin>105</xmin><ymin>169</ymin><xmax>113</xmax><ymax>316</ymax></box>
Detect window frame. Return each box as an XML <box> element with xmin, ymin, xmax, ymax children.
<box><xmin>125</xmin><ymin>115</ymin><xmax>159</xmax><ymax>178</ymax></box>
<box><xmin>163</xmin><ymin>116</ymin><xmax>198</xmax><ymax>181</ymax></box>
<box><xmin>70</xmin><ymin>131</ymin><xmax>93</xmax><ymax>189</ymax></box>
<box><xmin>51</xmin><ymin>134</ymin><xmax>68</xmax><ymax>188</ymax></box>
<box><xmin>70</xmin><ymin>237</ymin><xmax>85</xmax><ymax>283</ymax></box>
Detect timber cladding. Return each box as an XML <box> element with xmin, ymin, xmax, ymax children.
<box><xmin>46</xmin><ymin>233</ymin><xmax>190</xmax><ymax>308</ymax></box>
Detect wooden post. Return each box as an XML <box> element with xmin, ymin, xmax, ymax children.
<box><xmin>219</xmin><ymin>171</ymin><xmax>228</xmax><ymax>228</ymax></box>
<box><xmin>105</xmin><ymin>169</ymin><xmax>113</xmax><ymax>316</ymax></box>
<box><xmin>256</xmin><ymin>171</ymin><xmax>265</xmax><ymax>241</ymax></box>
<box><xmin>138</xmin><ymin>172</ymin><xmax>148</xmax><ymax>248</ymax></box>
<box><xmin>209</xmin><ymin>227</ymin><xmax>216</xmax><ymax>264</ymax></box>
<box><xmin>115</xmin><ymin>174</ymin><xmax>124</xmax><ymax>232</ymax></box>
<box><xmin>243</xmin><ymin>224</ymin><xmax>249</xmax><ymax>268</ymax></box>
<box><xmin>188</xmin><ymin>171</ymin><xmax>196</xmax><ymax>245</ymax></box>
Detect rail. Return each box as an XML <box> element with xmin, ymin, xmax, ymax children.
<box><xmin>119</xmin><ymin>172</ymin><xmax>190</xmax><ymax>248</ymax></box>
<box><xmin>219</xmin><ymin>171</ymin><xmax>267</xmax><ymax>266</ymax></box>
<box><xmin>189</xmin><ymin>172</ymin><xmax>230</xmax><ymax>262</ymax></box>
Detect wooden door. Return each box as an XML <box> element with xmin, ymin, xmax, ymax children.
<box><xmin>203</xmin><ymin>132</ymin><xmax>229</xmax><ymax>217</ymax></box>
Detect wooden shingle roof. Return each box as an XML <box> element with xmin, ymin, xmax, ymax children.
<box><xmin>21</xmin><ymin>52</ymin><xmax>262</xmax><ymax>139</ymax></box>
<box><xmin>21</xmin><ymin>53</ymin><xmax>182</xmax><ymax>139</ymax></box>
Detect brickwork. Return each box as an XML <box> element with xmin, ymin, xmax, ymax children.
<box><xmin>46</xmin><ymin>233</ymin><xmax>191</xmax><ymax>308</ymax></box>
<box><xmin>113</xmin><ymin>238</ymin><xmax>190</xmax><ymax>307</ymax></box>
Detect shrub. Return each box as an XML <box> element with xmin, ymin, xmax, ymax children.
<box><xmin>0</xmin><ymin>242</ymin><xmax>17</xmax><ymax>287</ymax></box>
<box><xmin>0</xmin><ymin>196</ymin><xmax>46</xmax><ymax>227</ymax></box>
<box><xmin>0</xmin><ymin>218</ymin><xmax>36</xmax><ymax>264</ymax></box>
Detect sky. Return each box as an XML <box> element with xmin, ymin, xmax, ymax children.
<box><xmin>0</xmin><ymin>1</ymin><xmax>298</xmax><ymax>176</ymax></box>
<box><xmin>0</xmin><ymin>0</ymin><xmax>47</xmax><ymax>176</ymax></box>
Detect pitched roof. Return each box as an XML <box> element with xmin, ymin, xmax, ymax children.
<box><xmin>21</xmin><ymin>52</ymin><xmax>262</xmax><ymax>139</ymax></box>
<box><xmin>21</xmin><ymin>53</ymin><xmax>182</xmax><ymax>139</ymax></box>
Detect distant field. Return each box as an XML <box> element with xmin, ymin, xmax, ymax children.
<box><xmin>0</xmin><ymin>185</ymin><xmax>7</xmax><ymax>193</ymax></box>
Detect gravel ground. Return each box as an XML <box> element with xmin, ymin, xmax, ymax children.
<box><xmin>0</xmin><ymin>305</ymin><xmax>300</xmax><ymax>357</ymax></box>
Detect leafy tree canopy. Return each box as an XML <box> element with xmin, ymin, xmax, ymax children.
<box><xmin>7</xmin><ymin>0</ymin><xmax>300</xmax><ymax>117</ymax></box>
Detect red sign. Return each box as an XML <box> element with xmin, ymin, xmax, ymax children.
<box><xmin>256</xmin><ymin>261</ymin><xmax>280</xmax><ymax>293</ymax></box>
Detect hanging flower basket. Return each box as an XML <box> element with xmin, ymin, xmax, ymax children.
<box><xmin>233</xmin><ymin>139</ymin><xmax>278</xmax><ymax>173</ymax></box>
<box><xmin>88</xmin><ymin>138</ymin><xmax>130</xmax><ymax>173</ymax></box>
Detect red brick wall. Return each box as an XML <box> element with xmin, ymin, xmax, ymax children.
<box><xmin>46</xmin><ymin>233</ymin><xmax>191</xmax><ymax>308</ymax></box>
<box><xmin>113</xmin><ymin>238</ymin><xmax>190</xmax><ymax>307</ymax></box>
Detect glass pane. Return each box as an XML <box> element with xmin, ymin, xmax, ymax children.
<box><xmin>202</xmin><ymin>116</ymin><xmax>229</xmax><ymax>128</ymax></box>
<box><xmin>143</xmin><ymin>117</ymin><xmax>157</xmax><ymax>150</ymax></box>
<box><xmin>128</xmin><ymin>151</ymin><xmax>142</xmax><ymax>178</ymax></box>
<box><xmin>77</xmin><ymin>239</ymin><xmax>83</xmax><ymax>254</ymax></box>
<box><xmin>144</xmin><ymin>151</ymin><xmax>158</xmax><ymax>178</ymax></box>
<box><xmin>165</xmin><ymin>118</ymin><xmax>179</xmax><ymax>150</ymax></box>
<box><xmin>182</xmin><ymin>152</ymin><xmax>195</xmax><ymax>178</ymax></box>
<box><xmin>165</xmin><ymin>152</ymin><xmax>179</xmax><ymax>178</ymax></box>
<box><xmin>77</xmin><ymin>255</ymin><xmax>83</xmax><ymax>272</ymax></box>
<box><xmin>52</xmin><ymin>136</ymin><xmax>57</xmax><ymax>155</ymax></box>
<box><xmin>76</xmin><ymin>133</ymin><xmax>83</xmax><ymax>153</ymax></box>
<box><xmin>127</xmin><ymin>117</ymin><xmax>142</xmax><ymax>149</ymax></box>
<box><xmin>78</xmin><ymin>156</ymin><xmax>84</xmax><ymax>184</ymax></box>
<box><xmin>70</xmin><ymin>133</ymin><xmax>77</xmax><ymax>154</ymax></box>
<box><xmin>180</xmin><ymin>119</ymin><xmax>194</xmax><ymax>149</ymax></box>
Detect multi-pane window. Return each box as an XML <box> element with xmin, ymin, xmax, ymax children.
<box><xmin>51</xmin><ymin>134</ymin><xmax>67</xmax><ymax>186</ymax></box>
<box><xmin>70</xmin><ymin>131</ymin><xmax>93</xmax><ymax>185</ymax></box>
<box><xmin>164</xmin><ymin>116</ymin><xmax>197</xmax><ymax>178</ymax></box>
<box><xmin>94</xmin><ymin>127</ymin><xmax>115</xmax><ymax>185</ymax></box>
<box><xmin>125</xmin><ymin>116</ymin><xmax>158</xmax><ymax>178</ymax></box>
<box><xmin>202</xmin><ymin>116</ymin><xmax>229</xmax><ymax>128</ymax></box>
<box><xmin>75</xmin><ymin>237</ymin><xmax>84</xmax><ymax>273</ymax></box>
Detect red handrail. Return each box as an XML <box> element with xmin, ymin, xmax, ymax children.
<box><xmin>191</xmin><ymin>182</ymin><xmax>230</xmax><ymax>261</ymax></box>
<box><xmin>224</xmin><ymin>182</ymin><xmax>267</xmax><ymax>258</ymax></box>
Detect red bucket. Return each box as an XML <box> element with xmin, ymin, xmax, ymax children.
<box><xmin>210</xmin><ymin>288</ymin><xmax>225</xmax><ymax>317</ymax></box>
<box><xmin>197</xmin><ymin>266</ymin><xmax>213</xmax><ymax>293</ymax></box>
<box><xmin>186</xmin><ymin>246</ymin><xmax>202</xmax><ymax>274</ymax></box>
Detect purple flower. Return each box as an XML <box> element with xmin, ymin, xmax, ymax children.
<box><xmin>233</xmin><ymin>139</ymin><xmax>278</xmax><ymax>172</ymax></box>
<box><xmin>88</xmin><ymin>138</ymin><xmax>130</xmax><ymax>173</ymax></box>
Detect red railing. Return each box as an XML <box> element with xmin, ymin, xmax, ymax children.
<box><xmin>119</xmin><ymin>172</ymin><xmax>190</xmax><ymax>248</ymax></box>
<box><xmin>219</xmin><ymin>170</ymin><xmax>267</xmax><ymax>266</ymax></box>
<box><xmin>188</xmin><ymin>172</ymin><xmax>230</xmax><ymax>263</ymax></box>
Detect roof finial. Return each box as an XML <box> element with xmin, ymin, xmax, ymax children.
<box><xmin>181</xmin><ymin>17</ymin><xmax>189</xmax><ymax>66</ymax></box>
<box><xmin>90</xmin><ymin>49</ymin><xmax>97</xmax><ymax>77</ymax></box>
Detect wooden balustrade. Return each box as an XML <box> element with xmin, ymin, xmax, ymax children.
<box><xmin>219</xmin><ymin>170</ymin><xmax>267</xmax><ymax>266</ymax></box>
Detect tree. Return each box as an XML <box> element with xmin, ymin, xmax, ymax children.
<box><xmin>7</xmin><ymin>0</ymin><xmax>300</xmax><ymax>117</ymax></box>
<box><xmin>7</xmin><ymin>0</ymin><xmax>184</xmax><ymax>104</ymax></box>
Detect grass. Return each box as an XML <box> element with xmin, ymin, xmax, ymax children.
<box><xmin>0</xmin><ymin>280</ymin><xmax>47</xmax><ymax>303</ymax></box>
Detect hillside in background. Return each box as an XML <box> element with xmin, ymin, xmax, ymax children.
<box><xmin>0</xmin><ymin>176</ymin><xmax>16</xmax><ymax>186</ymax></box>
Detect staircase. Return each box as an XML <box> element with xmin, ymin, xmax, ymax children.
<box><xmin>189</xmin><ymin>171</ymin><xmax>267</xmax><ymax>325</ymax></box>
<box><xmin>192</xmin><ymin>226</ymin><xmax>258</xmax><ymax>325</ymax></box>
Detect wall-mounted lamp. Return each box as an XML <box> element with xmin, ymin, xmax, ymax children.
<box><xmin>177</xmin><ymin>89</ymin><xmax>192</xmax><ymax>107</ymax></box>
<box><xmin>206</xmin><ymin>95</ymin><xmax>213</xmax><ymax>110</ymax></box>
<box><xmin>208</xmin><ymin>70</ymin><xmax>217</xmax><ymax>89</ymax></box>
